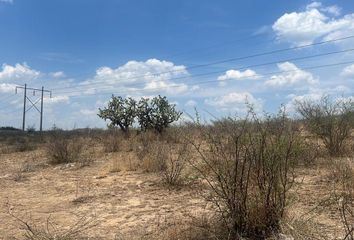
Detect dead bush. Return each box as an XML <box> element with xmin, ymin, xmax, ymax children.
<box><xmin>8</xmin><ymin>208</ymin><xmax>95</xmax><ymax>240</ymax></box>
<box><xmin>328</xmin><ymin>158</ymin><xmax>354</xmax><ymax>239</ymax></box>
<box><xmin>46</xmin><ymin>129</ymin><xmax>85</xmax><ymax>165</ymax></box>
<box><xmin>134</xmin><ymin>131</ymin><xmax>160</xmax><ymax>161</ymax></box>
<box><xmin>330</xmin><ymin>158</ymin><xmax>354</xmax><ymax>199</ymax></box>
<box><xmin>158</xmin><ymin>142</ymin><xmax>190</xmax><ymax>185</ymax></box>
<box><xmin>295</xmin><ymin>95</ymin><xmax>354</xmax><ymax>156</ymax></box>
<box><xmin>141</xmin><ymin>141</ymin><xmax>167</xmax><ymax>173</ymax></box>
<box><xmin>189</xmin><ymin>107</ymin><xmax>302</xmax><ymax>239</ymax></box>
<box><xmin>101</xmin><ymin>129</ymin><xmax>126</xmax><ymax>153</ymax></box>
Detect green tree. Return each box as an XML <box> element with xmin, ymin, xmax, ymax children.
<box><xmin>137</xmin><ymin>95</ymin><xmax>182</xmax><ymax>133</ymax></box>
<box><xmin>98</xmin><ymin>95</ymin><xmax>137</xmax><ymax>133</ymax></box>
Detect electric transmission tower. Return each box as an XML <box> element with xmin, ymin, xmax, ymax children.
<box><xmin>15</xmin><ymin>84</ymin><xmax>52</xmax><ymax>132</ymax></box>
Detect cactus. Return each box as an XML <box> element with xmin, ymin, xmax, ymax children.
<box><xmin>98</xmin><ymin>95</ymin><xmax>137</xmax><ymax>133</ymax></box>
<box><xmin>137</xmin><ymin>95</ymin><xmax>182</xmax><ymax>133</ymax></box>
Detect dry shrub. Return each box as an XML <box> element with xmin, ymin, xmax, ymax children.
<box><xmin>189</xmin><ymin>108</ymin><xmax>302</xmax><ymax>239</ymax></box>
<box><xmin>153</xmin><ymin>216</ymin><xmax>226</xmax><ymax>240</ymax></box>
<box><xmin>12</xmin><ymin>161</ymin><xmax>34</xmax><ymax>182</ymax></box>
<box><xmin>134</xmin><ymin>130</ymin><xmax>160</xmax><ymax>161</ymax></box>
<box><xmin>46</xmin><ymin>129</ymin><xmax>93</xmax><ymax>166</ymax></box>
<box><xmin>135</xmin><ymin>131</ymin><xmax>167</xmax><ymax>172</ymax></box>
<box><xmin>108</xmin><ymin>152</ymin><xmax>139</xmax><ymax>173</ymax></box>
<box><xmin>297</xmin><ymin>139</ymin><xmax>322</xmax><ymax>166</ymax></box>
<box><xmin>160</xmin><ymin>142</ymin><xmax>190</xmax><ymax>185</ymax></box>
<box><xmin>2</xmin><ymin>136</ymin><xmax>36</xmax><ymax>153</ymax></box>
<box><xmin>133</xmin><ymin>130</ymin><xmax>190</xmax><ymax>185</ymax></box>
<box><xmin>101</xmin><ymin>129</ymin><xmax>126</xmax><ymax>153</ymax></box>
<box><xmin>330</xmin><ymin>158</ymin><xmax>354</xmax><ymax>198</ymax></box>
<box><xmin>295</xmin><ymin>95</ymin><xmax>354</xmax><ymax>157</ymax></box>
<box><xmin>115</xmin><ymin>215</ymin><xmax>226</xmax><ymax>240</ymax></box>
<box><xmin>329</xmin><ymin>158</ymin><xmax>354</xmax><ymax>239</ymax></box>
<box><xmin>141</xmin><ymin>141</ymin><xmax>167</xmax><ymax>173</ymax></box>
<box><xmin>109</xmin><ymin>156</ymin><xmax>121</xmax><ymax>173</ymax></box>
<box><xmin>280</xmin><ymin>217</ymin><xmax>330</xmax><ymax>240</ymax></box>
<box><xmin>8</xmin><ymin>211</ymin><xmax>95</xmax><ymax>240</ymax></box>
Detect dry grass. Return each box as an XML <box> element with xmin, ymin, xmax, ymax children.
<box><xmin>1</xmin><ymin>125</ymin><xmax>354</xmax><ymax>239</ymax></box>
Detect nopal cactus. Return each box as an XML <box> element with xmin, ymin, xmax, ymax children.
<box><xmin>137</xmin><ymin>95</ymin><xmax>182</xmax><ymax>133</ymax></box>
<box><xmin>98</xmin><ymin>95</ymin><xmax>137</xmax><ymax>133</ymax></box>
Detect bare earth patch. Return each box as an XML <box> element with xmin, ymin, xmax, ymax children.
<box><xmin>0</xmin><ymin>149</ymin><xmax>347</xmax><ymax>239</ymax></box>
<box><xmin>0</xmin><ymin>149</ymin><xmax>210</xmax><ymax>239</ymax></box>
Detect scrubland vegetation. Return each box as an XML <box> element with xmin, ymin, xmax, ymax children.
<box><xmin>0</xmin><ymin>95</ymin><xmax>354</xmax><ymax>239</ymax></box>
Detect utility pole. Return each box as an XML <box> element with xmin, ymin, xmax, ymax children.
<box><xmin>22</xmin><ymin>84</ymin><xmax>27</xmax><ymax>131</ymax></box>
<box><xmin>40</xmin><ymin>86</ymin><xmax>44</xmax><ymax>132</ymax></box>
<box><xmin>16</xmin><ymin>84</ymin><xmax>52</xmax><ymax>132</ymax></box>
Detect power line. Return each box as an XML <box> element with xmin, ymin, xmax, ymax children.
<box><xmin>54</xmin><ymin>48</ymin><xmax>354</xmax><ymax>95</ymax></box>
<box><xmin>15</xmin><ymin>85</ymin><xmax>52</xmax><ymax>131</ymax></box>
<box><xmin>51</xmin><ymin>34</ymin><xmax>354</xmax><ymax>92</ymax></box>
<box><xmin>58</xmin><ymin>60</ymin><xmax>354</xmax><ymax>99</ymax></box>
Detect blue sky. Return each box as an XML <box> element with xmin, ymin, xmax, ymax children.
<box><xmin>1</xmin><ymin>0</ymin><xmax>354</xmax><ymax>129</ymax></box>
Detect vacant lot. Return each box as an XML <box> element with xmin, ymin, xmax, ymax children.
<box><xmin>0</xmin><ymin>127</ymin><xmax>353</xmax><ymax>239</ymax></box>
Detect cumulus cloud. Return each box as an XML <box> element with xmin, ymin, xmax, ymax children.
<box><xmin>265</xmin><ymin>62</ymin><xmax>318</xmax><ymax>87</ymax></box>
<box><xmin>306</xmin><ymin>2</ymin><xmax>341</xmax><ymax>16</ymax></box>
<box><xmin>0</xmin><ymin>83</ymin><xmax>17</xmax><ymax>93</ymax></box>
<box><xmin>205</xmin><ymin>91</ymin><xmax>262</xmax><ymax>112</ymax></box>
<box><xmin>0</xmin><ymin>63</ymin><xmax>40</xmax><ymax>82</ymax></box>
<box><xmin>217</xmin><ymin>69</ymin><xmax>261</xmax><ymax>81</ymax></box>
<box><xmin>273</xmin><ymin>2</ymin><xmax>354</xmax><ymax>46</ymax></box>
<box><xmin>82</xmin><ymin>59</ymin><xmax>189</xmax><ymax>96</ymax></box>
<box><xmin>341</xmin><ymin>64</ymin><xmax>354</xmax><ymax>78</ymax></box>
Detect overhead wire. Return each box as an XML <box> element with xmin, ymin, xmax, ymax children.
<box><xmin>59</xmin><ymin>60</ymin><xmax>354</xmax><ymax>99</ymax></box>
<box><xmin>53</xmin><ymin>48</ymin><xmax>354</xmax><ymax>95</ymax></box>
<box><xmin>50</xmin><ymin>34</ymin><xmax>354</xmax><ymax>92</ymax></box>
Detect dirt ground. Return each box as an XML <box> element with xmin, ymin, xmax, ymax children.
<box><xmin>0</xmin><ymin>148</ymin><xmax>349</xmax><ymax>239</ymax></box>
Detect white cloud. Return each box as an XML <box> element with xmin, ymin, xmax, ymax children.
<box><xmin>286</xmin><ymin>92</ymin><xmax>323</xmax><ymax>113</ymax></box>
<box><xmin>80</xmin><ymin>109</ymin><xmax>97</xmax><ymax>116</ymax></box>
<box><xmin>82</xmin><ymin>59</ymin><xmax>189</xmax><ymax>96</ymax></box>
<box><xmin>0</xmin><ymin>63</ymin><xmax>40</xmax><ymax>82</ymax></box>
<box><xmin>50</xmin><ymin>71</ymin><xmax>65</xmax><ymax>78</ymax></box>
<box><xmin>217</xmin><ymin>69</ymin><xmax>261</xmax><ymax>81</ymax></box>
<box><xmin>185</xmin><ymin>100</ymin><xmax>197</xmax><ymax>107</ymax></box>
<box><xmin>265</xmin><ymin>62</ymin><xmax>318</xmax><ymax>87</ymax></box>
<box><xmin>0</xmin><ymin>83</ymin><xmax>17</xmax><ymax>93</ymax></box>
<box><xmin>306</xmin><ymin>2</ymin><xmax>341</xmax><ymax>16</ymax></box>
<box><xmin>341</xmin><ymin>64</ymin><xmax>354</xmax><ymax>78</ymax></box>
<box><xmin>45</xmin><ymin>95</ymin><xmax>69</xmax><ymax>104</ymax></box>
<box><xmin>205</xmin><ymin>91</ymin><xmax>262</xmax><ymax>112</ymax></box>
<box><xmin>273</xmin><ymin>2</ymin><xmax>354</xmax><ymax>46</ymax></box>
